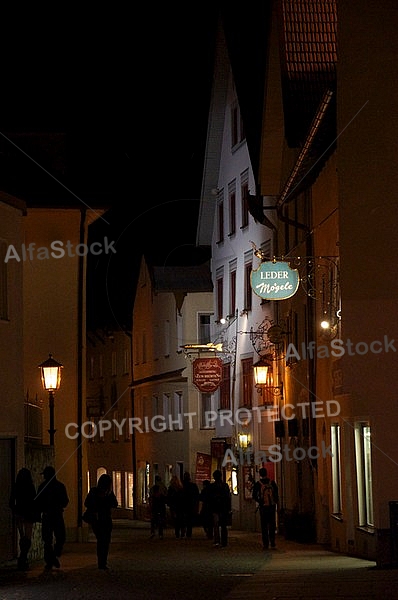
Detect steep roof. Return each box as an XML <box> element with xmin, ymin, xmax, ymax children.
<box><xmin>279</xmin><ymin>0</ymin><xmax>337</xmax><ymax>148</ymax></box>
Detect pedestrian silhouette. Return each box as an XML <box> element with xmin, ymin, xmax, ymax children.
<box><xmin>252</xmin><ymin>467</ymin><xmax>279</xmax><ymax>549</ymax></box>
<box><xmin>35</xmin><ymin>466</ymin><xmax>69</xmax><ymax>570</ymax></box>
<box><xmin>199</xmin><ymin>480</ymin><xmax>213</xmax><ymax>540</ymax></box>
<box><xmin>208</xmin><ymin>470</ymin><xmax>231</xmax><ymax>547</ymax></box>
<box><xmin>9</xmin><ymin>468</ymin><xmax>38</xmax><ymax>571</ymax></box>
<box><xmin>167</xmin><ymin>475</ymin><xmax>185</xmax><ymax>538</ymax></box>
<box><xmin>84</xmin><ymin>473</ymin><xmax>118</xmax><ymax>570</ymax></box>
<box><xmin>181</xmin><ymin>472</ymin><xmax>200</xmax><ymax>539</ymax></box>
<box><xmin>149</xmin><ymin>476</ymin><xmax>167</xmax><ymax>539</ymax></box>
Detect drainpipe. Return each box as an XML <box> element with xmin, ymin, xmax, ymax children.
<box><xmin>123</xmin><ymin>328</ymin><xmax>136</xmax><ymax>520</ymax></box>
<box><xmin>77</xmin><ymin>207</ymin><xmax>86</xmax><ymax>538</ymax></box>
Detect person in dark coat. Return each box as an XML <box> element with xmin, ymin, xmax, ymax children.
<box><xmin>181</xmin><ymin>472</ymin><xmax>200</xmax><ymax>539</ymax></box>
<box><xmin>9</xmin><ymin>468</ymin><xmax>38</xmax><ymax>570</ymax></box>
<box><xmin>149</xmin><ymin>477</ymin><xmax>167</xmax><ymax>539</ymax></box>
<box><xmin>84</xmin><ymin>473</ymin><xmax>118</xmax><ymax>570</ymax></box>
<box><xmin>199</xmin><ymin>479</ymin><xmax>213</xmax><ymax>540</ymax></box>
<box><xmin>208</xmin><ymin>470</ymin><xmax>231</xmax><ymax>547</ymax></box>
<box><xmin>35</xmin><ymin>466</ymin><xmax>69</xmax><ymax>570</ymax></box>
<box><xmin>167</xmin><ymin>475</ymin><xmax>185</xmax><ymax>538</ymax></box>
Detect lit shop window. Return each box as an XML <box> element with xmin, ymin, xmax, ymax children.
<box><xmin>355</xmin><ymin>423</ymin><xmax>374</xmax><ymax>527</ymax></box>
<box><xmin>331</xmin><ymin>423</ymin><xmax>342</xmax><ymax>515</ymax></box>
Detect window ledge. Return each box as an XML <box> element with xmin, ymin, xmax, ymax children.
<box><xmin>356</xmin><ymin>525</ymin><xmax>376</xmax><ymax>535</ymax></box>
<box><xmin>331</xmin><ymin>513</ymin><xmax>343</xmax><ymax>522</ymax></box>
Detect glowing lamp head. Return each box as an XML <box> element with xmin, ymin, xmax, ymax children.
<box><xmin>253</xmin><ymin>357</ymin><xmax>270</xmax><ymax>386</ymax></box>
<box><xmin>39</xmin><ymin>354</ymin><xmax>63</xmax><ymax>392</ymax></box>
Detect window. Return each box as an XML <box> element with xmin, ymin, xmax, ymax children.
<box><xmin>125</xmin><ymin>472</ymin><xmax>134</xmax><ymax>509</ymax></box>
<box><xmin>198</xmin><ymin>313</ymin><xmax>211</xmax><ymax>344</ymax></box>
<box><xmin>216</xmin><ymin>275</ymin><xmax>224</xmax><ymax>322</ymax></box>
<box><xmin>123</xmin><ymin>348</ymin><xmax>130</xmax><ymax>374</ymax></box>
<box><xmin>163</xmin><ymin>393</ymin><xmax>171</xmax><ymax>429</ymax></box>
<box><xmin>217</xmin><ymin>196</ymin><xmax>224</xmax><ymax>243</ymax></box>
<box><xmin>241</xmin><ymin>171</ymin><xmax>249</xmax><ymax>228</ymax></box>
<box><xmin>172</xmin><ymin>392</ymin><xmax>183</xmax><ymax>430</ymax></box>
<box><xmin>331</xmin><ymin>423</ymin><xmax>342</xmax><ymax>514</ymax></box>
<box><xmin>229</xmin><ymin>260</ymin><xmax>237</xmax><ymax>317</ymax></box>
<box><xmin>112</xmin><ymin>410</ymin><xmax>119</xmax><ymax>442</ymax></box>
<box><xmin>220</xmin><ymin>362</ymin><xmax>231</xmax><ymax>410</ymax></box>
<box><xmin>112</xmin><ymin>471</ymin><xmax>122</xmax><ymax>507</ymax></box>
<box><xmin>231</xmin><ymin>101</ymin><xmax>245</xmax><ymax>147</ymax></box>
<box><xmin>355</xmin><ymin>423</ymin><xmax>374</xmax><ymax>527</ymax></box>
<box><xmin>244</xmin><ymin>254</ymin><xmax>253</xmax><ymax>312</ymax></box>
<box><xmin>201</xmin><ymin>393</ymin><xmax>216</xmax><ymax>428</ymax></box>
<box><xmin>0</xmin><ymin>240</ymin><xmax>8</xmax><ymax>321</ymax></box>
<box><xmin>152</xmin><ymin>395</ymin><xmax>162</xmax><ymax>420</ymax></box>
<box><xmin>241</xmin><ymin>358</ymin><xmax>253</xmax><ymax>407</ymax></box>
<box><xmin>228</xmin><ymin>181</ymin><xmax>236</xmax><ymax>236</ymax></box>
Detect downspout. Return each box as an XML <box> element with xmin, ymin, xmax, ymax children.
<box><xmin>77</xmin><ymin>207</ymin><xmax>86</xmax><ymax>537</ymax></box>
<box><xmin>123</xmin><ymin>328</ymin><xmax>137</xmax><ymax>520</ymax></box>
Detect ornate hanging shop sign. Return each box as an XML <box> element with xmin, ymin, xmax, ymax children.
<box><xmin>251</xmin><ymin>260</ymin><xmax>300</xmax><ymax>300</ymax></box>
<box><xmin>192</xmin><ymin>357</ymin><xmax>223</xmax><ymax>393</ymax></box>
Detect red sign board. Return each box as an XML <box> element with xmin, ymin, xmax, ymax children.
<box><xmin>192</xmin><ymin>357</ymin><xmax>223</xmax><ymax>393</ymax></box>
<box><xmin>195</xmin><ymin>452</ymin><xmax>212</xmax><ymax>484</ymax></box>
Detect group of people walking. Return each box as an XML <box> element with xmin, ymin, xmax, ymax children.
<box><xmin>9</xmin><ymin>466</ymin><xmax>69</xmax><ymax>571</ymax></box>
<box><xmin>10</xmin><ymin>464</ymin><xmax>278</xmax><ymax>572</ymax></box>
<box><xmin>149</xmin><ymin>470</ymin><xmax>232</xmax><ymax>547</ymax></box>
<box><xmin>9</xmin><ymin>466</ymin><xmax>117</xmax><ymax>572</ymax></box>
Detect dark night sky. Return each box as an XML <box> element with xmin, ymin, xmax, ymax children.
<box><xmin>0</xmin><ymin>6</ymin><xmax>219</xmax><ymax>330</ymax></box>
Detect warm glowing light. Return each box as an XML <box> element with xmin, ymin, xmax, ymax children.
<box><xmin>39</xmin><ymin>354</ymin><xmax>63</xmax><ymax>391</ymax></box>
<box><xmin>253</xmin><ymin>358</ymin><xmax>270</xmax><ymax>386</ymax></box>
<box><xmin>238</xmin><ymin>433</ymin><xmax>249</xmax><ymax>449</ymax></box>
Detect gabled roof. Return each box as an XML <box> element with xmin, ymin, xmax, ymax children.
<box><xmin>278</xmin><ymin>0</ymin><xmax>337</xmax><ymax>147</ymax></box>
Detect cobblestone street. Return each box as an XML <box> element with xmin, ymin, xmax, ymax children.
<box><xmin>2</xmin><ymin>521</ymin><xmax>398</xmax><ymax>599</ymax></box>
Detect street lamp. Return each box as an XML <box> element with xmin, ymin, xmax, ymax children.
<box><xmin>253</xmin><ymin>356</ymin><xmax>270</xmax><ymax>387</ymax></box>
<box><xmin>253</xmin><ymin>356</ymin><xmax>283</xmax><ymax>400</ymax></box>
<box><xmin>38</xmin><ymin>354</ymin><xmax>63</xmax><ymax>446</ymax></box>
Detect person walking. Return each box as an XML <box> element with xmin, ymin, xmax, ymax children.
<box><xmin>167</xmin><ymin>475</ymin><xmax>185</xmax><ymax>538</ymax></box>
<box><xmin>84</xmin><ymin>473</ymin><xmax>118</xmax><ymax>570</ymax></box>
<box><xmin>252</xmin><ymin>467</ymin><xmax>279</xmax><ymax>550</ymax></box>
<box><xmin>208</xmin><ymin>470</ymin><xmax>231</xmax><ymax>548</ymax></box>
<box><xmin>199</xmin><ymin>479</ymin><xmax>213</xmax><ymax>540</ymax></box>
<box><xmin>149</xmin><ymin>477</ymin><xmax>167</xmax><ymax>539</ymax></box>
<box><xmin>9</xmin><ymin>468</ymin><xmax>38</xmax><ymax>571</ymax></box>
<box><xmin>181</xmin><ymin>472</ymin><xmax>200</xmax><ymax>539</ymax></box>
<box><xmin>35</xmin><ymin>466</ymin><xmax>69</xmax><ymax>570</ymax></box>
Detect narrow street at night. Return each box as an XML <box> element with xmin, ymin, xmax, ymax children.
<box><xmin>1</xmin><ymin>521</ymin><xmax>398</xmax><ymax>600</ymax></box>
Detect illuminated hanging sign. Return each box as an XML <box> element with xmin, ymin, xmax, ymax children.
<box><xmin>251</xmin><ymin>260</ymin><xmax>300</xmax><ymax>300</ymax></box>
<box><xmin>192</xmin><ymin>357</ymin><xmax>223</xmax><ymax>393</ymax></box>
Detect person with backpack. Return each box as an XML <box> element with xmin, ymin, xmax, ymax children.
<box><xmin>208</xmin><ymin>469</ymin><xmax>231</xmax><ymax>548</ymax></box>
<box><xmin>252</xmin><ymin>467</ymin><xmax>279</xmax><ymax>550</ymax></box>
